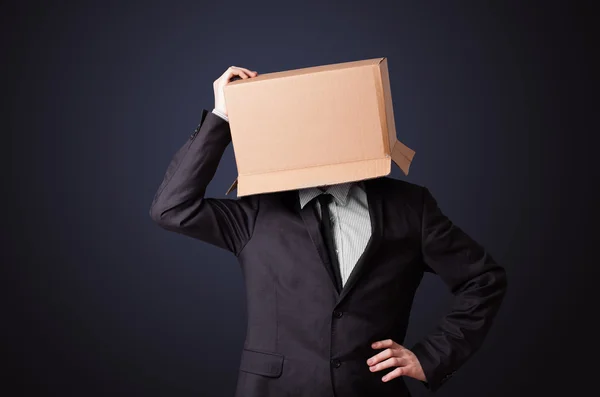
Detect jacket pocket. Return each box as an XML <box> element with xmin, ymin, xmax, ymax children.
<box><xmin>239</xmin><ymin>348</ymin><xmax>284</xmax><ymax>378</ymax></box>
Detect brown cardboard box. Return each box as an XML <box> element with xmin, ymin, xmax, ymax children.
<box><xmin>224</xmin><ymin>57</ymin><xmax>415</xmax><ymax>197</ymax></box>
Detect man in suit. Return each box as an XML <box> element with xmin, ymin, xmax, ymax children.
<box><xmin>150</xmin><ymin>66</ymin><xmax>507</xmax><ymax>397</ymax></box>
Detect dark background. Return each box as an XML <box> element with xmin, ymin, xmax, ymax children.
<box><xmin>3</xmin><ymin>1</ymin><xmax>597</xmax><ymax>396</ymax></box>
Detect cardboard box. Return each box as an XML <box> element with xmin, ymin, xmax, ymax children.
<box><xmin>224</xmin><ymin>57</ymin><xmax>415</xmax><ymax>197</ymax></box>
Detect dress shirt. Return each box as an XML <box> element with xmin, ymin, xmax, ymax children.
<box><xmin>212</xmin><ymin>108</ymin><xmax>229</xmax><ymax>122</ymax></box>
<box><xmin>211</xmin><ymin>108</ymin><xmax>372</xmax><ymax>287</ymax></box>
<box><xmin>298</xmin><ymin>182</ymin><xmax>371</xmax><ymax>287</ymax></box>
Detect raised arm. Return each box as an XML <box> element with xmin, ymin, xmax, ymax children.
<box><xmin>149</xmin><ymin>66</ymin><xmax>260</xmax><ymax>255</ymax></box>
<box><xmin>410</xmin><ymin>187</ymin><xmax>508</xmax><ymax>391</ymax></box>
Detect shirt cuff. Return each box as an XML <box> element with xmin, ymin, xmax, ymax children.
<box><xmin>212</xmin><ymin>108</ymin><xmax>229</xmax><ymax>122</ymax></box>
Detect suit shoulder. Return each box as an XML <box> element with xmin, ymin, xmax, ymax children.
<box><xmin>371</xmin><ymin>177</ymin><xmax>427</xmax><ymax>213</ymax></box>
<box><xmin>378</xmin><ymin>176</ymin><xmax>425</xmax><ymax>196</ymax></box>
<box><xmin>372</xmin><ymin>178</ymin><xmax>426</xmax><ymax>225</ymax></box>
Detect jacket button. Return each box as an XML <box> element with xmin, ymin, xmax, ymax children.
<box><xmin>333</xmin><ymin>310</ymin><xmax>343</xmax><ymax>318</ymax></box>
<box><xmin>331</xmin><ymin>359</ymin><xmax>341</xmax><ymax>368</ymax></box>
<box><xmin>190</xmin><ymin>125</ymin><xmax>201</xmax><ymax>139</ymax></box>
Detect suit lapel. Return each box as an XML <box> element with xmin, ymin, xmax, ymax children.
<box><xmin>294</xmin><ymin>178</ymin><xmax>384</xmax><ymax>302</ymax></box>
<box><xmin>297</xmin><ymin>195</ymin><xmax>341</xmax><ymax>297</ymax></box>
<box><xmin>336</xmin><ymin>178</ymin><xmax>383</xmax><ymax>304</ymax></box>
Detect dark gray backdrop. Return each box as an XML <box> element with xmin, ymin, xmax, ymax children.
<box><xmin>4</xmin><ymin>1</ymin><xmax>597</xmax><ymax>396</ymax></box>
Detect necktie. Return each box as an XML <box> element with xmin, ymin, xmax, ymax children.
<box><xmin>316</xmin><ymin>194</ymin><xmax>343</xmax><ymax>293</ymax></box>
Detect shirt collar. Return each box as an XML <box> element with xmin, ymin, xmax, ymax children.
<box><xmin>298</xmin><ymin>181</ymin><xmax>355</xmax><ymax>209</ymax></box>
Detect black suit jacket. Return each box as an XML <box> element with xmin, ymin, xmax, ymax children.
<box><xmin>150</xmin><ymin>109</ymin><xmax>507</xmax><ymax>397</ymax></box>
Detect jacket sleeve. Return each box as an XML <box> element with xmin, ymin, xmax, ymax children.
<box><xmin>149</xmin><ymin>109</ymin><xmax>259</xmax><ymax>255</ymax></box>
<box><xmin>410</xmin><ymin>187</ymin><xmax>507</xmax><ymax>391</ymax></box>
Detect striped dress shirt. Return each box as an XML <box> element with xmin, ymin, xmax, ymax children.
<box><xmin>298</xmin><ymin>181</ymin><xmax>372</xmax><ymax>287</ymax></box>
<box><xmin>212</xmin><ymin>109</ymin><xmax>372</xmax><ymax>287</ymax></box>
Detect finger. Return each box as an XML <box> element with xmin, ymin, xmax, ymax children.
<box><xmin>382</xmin><ymin>366</ymin><xmax>405</xmax><ymax>382</ymax></box>
<box><xmin>371</xmin><ymin>339</ymin><xmax>399</xmax><ymax>350</ymax></box>
<box><xmin>220</xmin><ymin>66</ymin><xmax>236</xmax><ymax>79</ymax></box>
<box><xmin>230</xmin><ymin>69</ymin><xmax>250</xmax><ymax>80</ymax></box>
<box><xmin>369</xmin><ymin>357</ymin><xmax>407</xmax><ymax>373</ymax></box>
<box><xmin>375</xmin><ymin>340</ymin><xmax>406</xmax><ymax>354</ymax></box>
<box><xmin>227</xmin><ymin>66</ymin><xmax>256</xmax><ymax>78</ymax></box>
<box><xmin>367</xmin><ymin>348</ymin><xmax>394</xmax><ymax>366</ymax></box>
<box><xmin>234</xmin><ymin>66</ymin><xmax>258</xmax><ymax>76</ymax></box>
<box><xmin>220</xmin><ymin>67</ymin><xmax>249</xmax><ymax>82</ymax></box>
